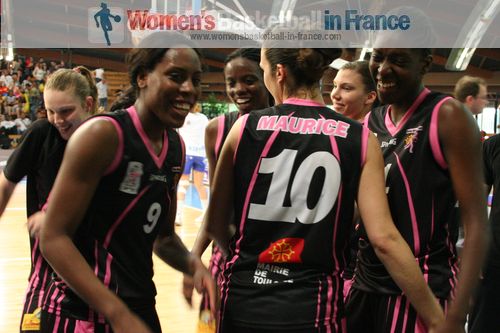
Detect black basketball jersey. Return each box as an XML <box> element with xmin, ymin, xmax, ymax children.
<box><xmin>355</xmin><ymin>88</ymin><xmax>459</xmax><ymax>299</ymax></box>
<box><xmin>482</xmin><ymin>135</ymin><xmax>500</xmax><ymax>268</ymax></box>
<box><xmin>214</xmin><ymin>111</ymin><xmax>240</xmax><ymax>160</ymax></box>
<box><xmin>3</xmin><ymin>119</ymin><xmax>66</xmax><ymax>314</ymax></box>
<box><xmin>43</xmin><ymin>107</ymin><xmax>184</xmax><ymax>323</ymax></box>
<box><xmin>219</xmin><ymin>100</ymin><xmax>367</xmax><ymax>331</ymax></box>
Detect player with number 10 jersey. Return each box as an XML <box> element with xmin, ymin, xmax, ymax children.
<box><xmin>219</xmin><ymin>101</ymin><xmax>367</xmax><ymax>331</ymax></box>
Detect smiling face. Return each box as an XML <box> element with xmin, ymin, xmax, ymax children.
<box><xmin>331</xmin><ymin>68</ymin><xmax>375</xmax><ymax>121</ymax></box>
<box><xmin>45</xmin><ymin>88</ymin><xmax>91</xmax><ymax>140</ymax></box>
<box><xmin>224</xmin><ymin>57</ymin><xmax>269</xmax><ymax>114</ymax></box>
<box><xmin>138</xmin><ymin>48</ymin><xmax>202</xmax><ymax>129</ymax></box>
<box><xmin>369</xmin><ymin>48</ymin><xmax>430</xmax><ymax>106</ymax></box>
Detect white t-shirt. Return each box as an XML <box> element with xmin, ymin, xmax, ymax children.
<box><xmin>96</xmin><ymin>81</ymin><xmax>108</xmax><ymax>99</ymax></box>
<box><xmin>179</xmin><ymin>112</ymin><xmax>209</xmax><ymax>157</ymax></box>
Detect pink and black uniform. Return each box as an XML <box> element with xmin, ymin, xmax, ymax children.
<box><xmin>219</xmin><ymin>99</ymin><xmax>368</xmax><ymax>332</ymax></box>
<box><xmin>347</xmin><ymin>89</ymin><xmax>458</xmax><ymax>332</ymax></box>
<box><xmin>41</xmin><ymin>107</ymin><xmax>184</xmax><ymax>332</ymax></box>
<box><xmin>3</xmin><ymin>119</ymin><xmax>66</xmax><ymax>332</ymax></box>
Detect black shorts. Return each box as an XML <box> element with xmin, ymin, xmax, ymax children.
<box><xmin>345</xmin><ymin>288</ymin><xmax>447</xmax><ymax>333</ymax></box>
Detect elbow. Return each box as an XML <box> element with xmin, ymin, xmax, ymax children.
<box><xmin>370</xmin><ymin>232</ymin><xmax>401</xmax><ymax>257</ymax></box>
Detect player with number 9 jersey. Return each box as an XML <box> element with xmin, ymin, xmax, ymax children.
<box><xmin>42</xmin><ymin>107</ymin><xmax>183</xmax><ymax>322</ymax></box>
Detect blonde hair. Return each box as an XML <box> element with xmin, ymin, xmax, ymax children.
<box><xmin>45</xmin><ymin>66</ymin><xmax>98</xmax><ymax>114</ymax></box>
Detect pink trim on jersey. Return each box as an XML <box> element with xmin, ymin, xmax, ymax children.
<box><xmin>324</xmin><ymin>275</ymin><xmax>334</xmax><ymax>333</ymax></box>
<box><xmin>445</xmin><ymin>224</ymin><xmax>459</xmax><ymax>297</ymax></box>
<box><xmin>75</xmin><ymin>320</ymin><xmax>95</xmax><ymax>332</ymax></box>
<box><xmin>415</xmin><ymin>318</ymin><xmax>427</xmax><ymax>333</ymax></box>
<box><xmin>390</xmin><ymin>296</ymin><xmax>402</xmax><ymax>333</ymax></box>
<box><xmin>103</xmin><ymin>253</ymin><xmax>114</xmax><ymax>289</ymax></box>
<box><xmin>127</xmin><ymin>106</ymin><xmax>168</xmax><ymax>169</ymax></box>
<box><xmin>24</xmin><ymin>254</ymin><xmax>41</xmax><ymax>313</ymax></box>
<box><xmin>55</xmin><ymin>288</ymin><xmax>67</xmax><ymax>316</ymax></box>
<box><xmin>283</xmin><ymin>97</ymin><xmax>325</xmax><ymax>107</ymax></box>
<box><xmin>385</xmin><ymin>88</ymin><xmax>430</xmax><ymax>137</ymax></box>
<box><xmin>361</xmin><ymin>126</ymin><xmax>370</xmax><ymax>167</ymax></box>
<box><xmin>103</xmin><ymin>185</ymin><xmax>152</xmax><ymax>248</ymax></box>
<box><xmin>401</xmin><ymin>298</ymin><xmax>410</xmax><ymax>332</ymax></box>
<box><xmin>64</xmin><ymin>318</ymin><xmax>69</xmax><ymax>332</ymax></box>
<box><xmin>214</xmin><ymin>115</ymin><xmax>225</xmax><ymax>160</ymax></box>
<box><xmin>363</xmin><ymin>111</ymin><xmax>371</xmax><ymax>126</ymax></box>
<box><xmin>315</xmin><ymin>278</ymin><xmax>323</xmax><ymax>328</ymax></box>
<box><xmin>32</xmin><ymin>237</ymin><xmax>39</xmax><ymax>263</ymax></box>
<box><xmin>97</xmin><ymin>117</ymin><xmax>125</xmax><ymax>175</ymax></box>
<box><xmin>429</xmin><ymin>97</ymin><xmax>452</xmax><ymax>170</ymax></box>
<box><xmin>385</xmin><ymin>297</ymin><xmax>392</xmax><ymax>323</ymax></box>
<box><xmin>233</xmin><ymin>114</ymin><xmax>249</xmax><ymax>164</ymax></box>
<box><xmin>52</xmin><ymin>314</ymin><xmax>61</xmax><ymax>333</ymax></box>
<box><xmin>221</xmin><ymin>124</ymin><xmax>281</xmax><ymax>315</ymax></box>
<box><xmin>423</xmin><ymin>197</ymin><xmax>435</xmax><ymax>283</ymax></box>
<box><xmin>330</xmin><ymin>183</ymin><xmax>343</xmax><ymax>331</ymax></box>
<box><xmin>394</xmin><ymin>153</ymin><xmax>421</xmax><ymax>255</ymax></box>
<box><xmin>47</xmin><ymin>282</ymin><xmax>60</xmax><ymax>314</ymax></box>
<box><xmin>39</xmin><ymin>264</ymin><xmax>49</xmax><ymax>308</ymax></box>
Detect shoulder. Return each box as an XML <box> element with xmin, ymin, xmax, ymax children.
<box><xmin>28</xmin><ymin>118</ymin><xmax>52</xmax><ymax>133</ymax></box>
<box><xmin>436</xmin><ymin>97</ymin><xmax>474</xmax><ymax>130</ymax></box>
<box><xmin>205</xmin><ymin>116</ymin><xmax>220</xmax><ymax>138</ymax></box>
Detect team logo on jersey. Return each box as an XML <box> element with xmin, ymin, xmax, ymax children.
<box><xmin>119</xmin><ymin>161</ymin><xmax>143</xmax><ymax>194</ymax></box>
<box><xmin>258</xmin><ymin>238</ymin><xmax>304</xmax><ymax>263</ymax></box>
<box><xmin>404</xmin><ymin>126</ymin><xmax>423</xmax><ymax>153</ymax></box>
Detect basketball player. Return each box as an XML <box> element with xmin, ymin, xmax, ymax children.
<box><xmin>39</xmin><ymin>33</ymin><xmax>215</xmax><ymax>332</ymax></box>
<box><xmin>346</xmin><ymin>48</ymin><xmax>488</xmax><ymax>333</ymax></box>
<box><xmin>331</xmin><ymin>60</ymin><xmax>377</xmax><ymax>122</ymax></box>
<box><xmin>176</xmin><ymin>103</ymin><xmax>209</xmax><ymax>225</ymax></box>
<box><xmin>182</xmin><ymin>48</ymin><xmax>271</xmax><ymax>332</ymax></box>
<box><xmin>203</xmin><ymin>40</ymin><xmax>445</xmax><ymax>331</ymax></box>
<box><xmin>0</xmin><ymin>67</ymin><xmax>96</xmax><ymax>333</ymax></box>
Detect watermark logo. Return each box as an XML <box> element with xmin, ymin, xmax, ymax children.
<box><xmin>88</xmin><ymin>2</ymin><xmax>124</xmax><ymax>46</ymax></box>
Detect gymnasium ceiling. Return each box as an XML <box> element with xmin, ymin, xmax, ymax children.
<box><xmin>7</xmin><ymin>0</ymin><xmax>500</xmax><ymax>99</ymax></box>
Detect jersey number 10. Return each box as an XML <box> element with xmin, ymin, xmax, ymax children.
<box><xmin>248</xmin><ymin>149</ymin><xmax>341</xmax><ymax>224</ymax></box>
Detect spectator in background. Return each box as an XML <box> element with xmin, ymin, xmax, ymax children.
<box><xmin>33</xmin><ymin>62</ymin><xmax>47</xmax><ymax>83</ymax></box>
<box><xmin>454</xmin><ymin>75</ymin><xmax>488</xmax><ymax>115</ymax></box>
<box><xmin>28</xmin><ymin>82</ymin><xmax>41</xmax><ymax>121</ymax></box>
<box><xmin>177</xmin><ymin>103</ymin><xmax>209</xmax><ymax>226</ymax></box>
<box><xmin>96</xmin><ymin>76</ymin><xmax>108</xmax><ymax>111</ymax></box>
<box><xmin>14</xmin><ymin>112</ymin><xmax>31</xmax><ymax>133</ymax></box>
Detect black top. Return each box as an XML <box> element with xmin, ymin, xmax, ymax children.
<box><xmin>43</xmin><ymin>108</ymin><xmax>184</xmax><ymax>322</ymax></box>
<box><xmin>220</xmin><ymin>102</ymin><xmax>366</xmax><ymax>331</ymax></box>
<box><xmin>356</xmin><ymin>90</ymin><xmax>459</xmax><ymax>298</ymax></box>
<box><xmin>483</xmin><ymin>134</ymin><xmax>500</xmax><ymax>268</ymax></box>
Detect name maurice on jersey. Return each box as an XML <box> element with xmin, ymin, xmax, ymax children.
<box><xmin>256</xmin><ymin>115</ymin><xmax>350</xmax><ymax>137</ymax></box>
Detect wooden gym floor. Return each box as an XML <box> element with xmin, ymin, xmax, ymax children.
<box><xmin>0</xmin><ymin>181</ymin><xmax>209</xmax><ymax>333</ymax></box>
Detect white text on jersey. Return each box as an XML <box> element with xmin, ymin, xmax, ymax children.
<box><xmin>257</xmin><ymin>115</ymin><xmax>350</xmax><ymax>138</ymax></box>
